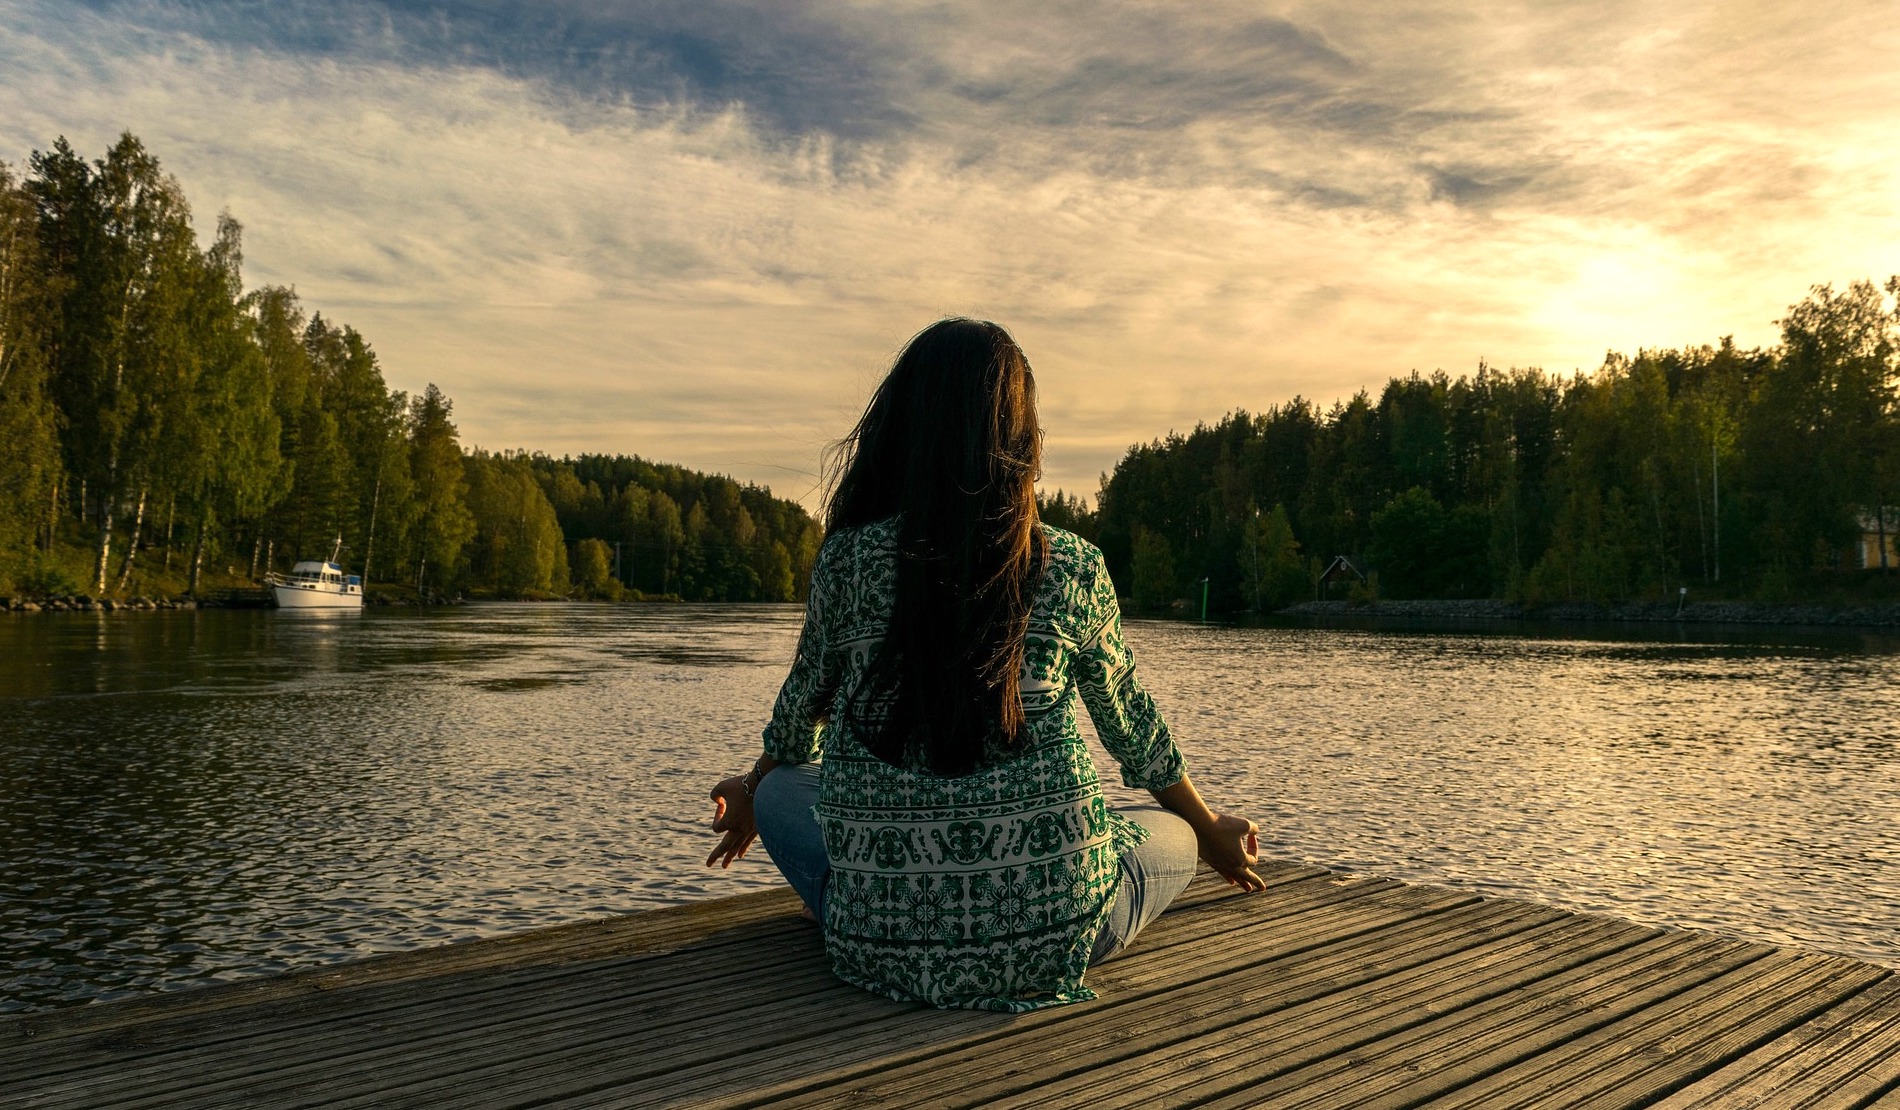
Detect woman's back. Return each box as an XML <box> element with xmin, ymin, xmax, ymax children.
<box><xmin>763</xmin><ymin>518</ymin><xmax>1186</xmax><ymax>1010</ymax></box>
<box><xmin>710</xmin><ymin>317</ymin><xmax>1262</xmax><ymax>1013</ymax></box>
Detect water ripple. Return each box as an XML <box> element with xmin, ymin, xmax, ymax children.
<box><xmin>3</xmin><ymin>606</ymin><xmax>1897</xmax><ymax>1012</ymax></box>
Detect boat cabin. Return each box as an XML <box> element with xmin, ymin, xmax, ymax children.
<box><xmin>282</xmin><ymin>561</ymin><xmax>363</xmax><ymax>591</ymax></box>
<box><xmin>288</xmin><ymin>561</ymin><xmax>352</xmax><ymax>585</ymax></box>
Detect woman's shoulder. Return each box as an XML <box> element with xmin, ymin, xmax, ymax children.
<box><xmin>1039</xmin><ymin>524</ymin><xmax>1107</xmax><ymax>572</ymax></box>
<box><xmin>808</xmin><ymin>518</ymin><xmax>899</xmax><ymax>595</ymax></box>
<box><xmin>1035</xmin><ymin>525</ymin><xmax>1114</xmax><ymax>618</ymax></box>
<box><xmin>816</xmin><ymin>517</ymin><xmax>899</xmax><ymax>559</ymax></box>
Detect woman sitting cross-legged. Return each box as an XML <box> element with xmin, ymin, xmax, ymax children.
<box><xmin>707</xmin><ymin>317</ymin><xmax>1264</xmax><ymax>1012</ymax></box>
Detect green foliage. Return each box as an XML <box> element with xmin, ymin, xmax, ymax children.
<box><xmin>571</xmin><ymin>538</ymin><xmax>626</xmax><ymax>599</ymax></box>
<box><xmin>407</xmin><ymin>384</ymin><xmax>476</xmax><ymax>593</ymax></box>
<box><xmin>1130</xmin><ymin>526</ymin><xmax>1176</xmax><ymax>610</ymax></box>
<box><xmin>1036</xmin><ymin>489</ymin><xmax>1096</xmax><ymax>541</ymax></box>
<box><xmin>1090</xmin><ymin>285</ymin><xmax>1899</xmax><ymax>611</ymax></box>
<box><xmin>12</xmin><ymin>558</ymin><xmax>79</xmax><ymax>597</ymax></box>
<box><xmin>1368</xmin><ymin>488</ymin><xmax>1491</xmax><ymax>600</ymax></box>
<box><xmin>27</xmin><ymin>134</ymin><xmax>207</xmax><ymax>591</ymax></box>
<box><xmin>0</xmin><ymin>163</ymin><xmax>59</xmax><ymax>569</ymax></box>
<box><xmin>464</xmin><ymin>451</ymin><xmax>569</xmax><ymax>597</ymax></box>
<box><xmin>1523</xmin><ymin>486</ymin><xmax>1637</xmax><ymax>602</ymax></box>
<box><xmin>1237</xmin><ymin>504</ymin><xmax>1306</xmax><ymax>610</ymax></box>
<box><xmin>1349</xmin><ymin>571</ymin><xmax>1380</xmax><ymax>603</ymax></box>
<box><xmin>6</xmin><ymin>130</ymin><xmax>1897</xmax><ymax>612</ymax></box>
<box><xmin>526</xmin><ymin>454</ymin><xmax>818</xmax><ymax>602</ymax></box>
<box><xmin>0</xmin><ymin>133</ymin><xmax>822</xmax><ymax>603</ymax></box>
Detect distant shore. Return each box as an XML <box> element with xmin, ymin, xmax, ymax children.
<box><xmin>13</xmin><ymin>592</ymin><xmax>1900</xmax><ymax>629</ymax></box>
<box><xmin>1275</xmin><ymin>598</ymin><xmax>1900</xmax><ymax>628</ymax></box>
<box><xmin>0</xmin><ymin>592</ymin><xmax>467</xmax><ymax>613</ymax></box>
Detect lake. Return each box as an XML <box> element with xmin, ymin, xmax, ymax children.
<box><xmin>3</xmin><ymin>604</ymin><xmax>1897</xmax><ymax>1012</ymax></box>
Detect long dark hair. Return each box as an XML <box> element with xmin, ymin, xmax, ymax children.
<box><xmin>825</xmin><ymin>318</ymin><xmax>1049</xmax><ymax>776</ymax></box>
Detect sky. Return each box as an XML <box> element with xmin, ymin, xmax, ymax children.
<box><xmin>3</xmin><ymin>1</ymin><xmax>1898</xmax><ymax>508</ymax></box>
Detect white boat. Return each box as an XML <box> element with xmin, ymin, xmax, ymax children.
<box><xmin>268</xmin><ymin>540</ymin><xmax>365</xmax><ymax>609</ymax></box>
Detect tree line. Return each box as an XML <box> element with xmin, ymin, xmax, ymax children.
<box><xmin>0</xmin><ymin>133</ymin><xmax>819</xmax><ymax>601</ymax></box>
<box><xmin>1057</xmin><ymin>281</ymin><xmax>1900</xmax><ymax>613</ymax></box>
<box><xmin>8</xmin><ymin>133</ymin><xmax>1895</xmax><ymax>612</ymax></box>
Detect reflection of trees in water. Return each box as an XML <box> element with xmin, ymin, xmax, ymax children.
<box><xmin>0</xmin><ymin>604</ymin><xmax>807</xmax><ymax>1010</ymax></box>
<box><xmin>6</xmin><ymin>608</ymin><xmax>1899</xmax><ymax>1010</ymax></box>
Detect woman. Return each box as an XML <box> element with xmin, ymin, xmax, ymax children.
<box><xmin>707</xmin><ymin>318</ymin><xmax>1263</xmax><ymax>1012</ymax></box>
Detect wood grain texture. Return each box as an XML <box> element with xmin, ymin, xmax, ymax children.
<box><xmin>3</xmin><ymin>861</ymin><xmax>1894</xmax><ymax>1110</ymax></box>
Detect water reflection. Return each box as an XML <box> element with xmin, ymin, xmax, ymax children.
<box><xmin>1110</xmin><ymin>621</ymin><xmax>1900</xmax><ymax>972</ymax></box>
<box><xmin>3</xmin><ymin>606</ymin><xmax>1898</xmax><ymax>1012</ymax></box>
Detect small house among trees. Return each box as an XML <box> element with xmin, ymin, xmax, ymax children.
<box><xmin>1318</xmin><ymin>556</ymin><xmax>1365</xmax><ymax>599</ymax></box>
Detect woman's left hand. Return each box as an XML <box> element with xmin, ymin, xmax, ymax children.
<box><xmin>706</xmin><ymin>776</ymin><xmax>758</xmax><ymax>868</ymax></box>
<box><xmin>1194</xmin><ymin>812</ymin><xmax>1267</xmax><ymax>892</ymax></box>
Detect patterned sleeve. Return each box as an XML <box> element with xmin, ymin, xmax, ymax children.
<box><xmin>1071</xmin><ymin>545</ymin><xmax>1187</xmax><ymax>791</ymax></box>
<box><xmin>761</xmin><ymin>535</ymin><xmax>839</xmax><ymax>764</ymax></box>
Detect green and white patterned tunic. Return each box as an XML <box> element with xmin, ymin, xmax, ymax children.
<box><xmin>762</xmin><ymin>519</ymin><xmax>1185</xmax><ymax>1011</ymax></box>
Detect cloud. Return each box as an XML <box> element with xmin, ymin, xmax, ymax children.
<box><xmin>3</xmin><ymin>0</ymin><xmax>1898</xmax><ymax>505</ymax></box>
<box><xmin>65</xmin><ymin>0</ymin><xmax>916</xmax><ymax>139</ymax></box>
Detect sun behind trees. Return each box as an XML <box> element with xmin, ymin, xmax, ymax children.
<box><xmin>0</xmin><ymin>133</ymin><xmax>819</xmax><ymax>602</ymax></box>
<box><xmin>1083</xmin><ymin>280</ymin><xmax>1900</xmax><ymax>613</ymax></box>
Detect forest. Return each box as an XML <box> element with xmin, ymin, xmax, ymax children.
<box><xmin>4</xmin><ymin>133</ymin><xmax>1897</xmax><ymax>613</ymax></box>
<box><xmin>0</xmin><ymin>134</ymin><xmax>820</xmax><ymax>602</ymax></box>
<box><xmin>1055</xmin><ymin>280</ymin><xmax>1900</xmax><ymax>613</ymax></box>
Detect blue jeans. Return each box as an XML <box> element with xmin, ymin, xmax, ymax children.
<box><xmin>752</xmin><ymin>763</ymin><xmax>1199</xmax><ymax>965</ymax></box>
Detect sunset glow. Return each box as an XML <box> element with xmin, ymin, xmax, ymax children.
<box><xmin>4</xmin><ymin>0</ymin><xmax>1896</xmax><ymax>504</ymax></box>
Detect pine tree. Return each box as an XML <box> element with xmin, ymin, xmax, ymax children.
<box><xmin>408</xmin><ymin>384</ymin><xmax>474</xmax><ymax>594</ymax></box>
<box><xmin>0</xmin><ymin>164</ymin><xmax>59</xmax><ymax>582</ymax></box>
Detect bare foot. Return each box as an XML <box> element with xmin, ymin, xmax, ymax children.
<box><xmin>798</xmin><ymin>903</ymin><xmax>817</xmax><ymax>923</ymax></box>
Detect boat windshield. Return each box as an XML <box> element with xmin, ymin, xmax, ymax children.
<box><xmin>287</xmin><ymin>561</ymin><xmax>344</xmax><ymax>584</ymax></box>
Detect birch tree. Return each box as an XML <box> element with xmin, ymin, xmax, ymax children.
<box><xmin>31</xmin><ymin>134</ymin><xmax>200</xmax><ymax>593</ymax></box>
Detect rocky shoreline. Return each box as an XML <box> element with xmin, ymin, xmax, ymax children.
<box><xmin>1</xmin><ymin>592</ymin><xmax>465</xmax><ymax>612</ymax></box>
<box><xmin>1276</xmin><ymin>598</ymin><xmax>1900</xmax><ymax>627</ymax></box>
<box><xmin>3</xmin><ymin>594</ymin><xmax>214</xmax><ymax>613</ymax></box>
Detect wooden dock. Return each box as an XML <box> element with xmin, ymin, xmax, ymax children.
<box><xmin>7</xmin><ymin>862</ymin><xmax>1900</xmax><ymax>1109</ymax></box>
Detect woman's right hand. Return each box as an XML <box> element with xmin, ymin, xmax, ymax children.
<box><xmin>1196</xmin><ymin>812</ymin><xmax>1265</xmax><ymax>891</ymax></box>
<box><xmin>706</xmin><ymin>776</ymin><xmax>758</xmax><ymax>868</ymax></box>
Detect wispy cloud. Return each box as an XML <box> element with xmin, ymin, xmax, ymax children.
<box><xmin>3</xmin><ymin>0</ymin><xmax>1897</xmax><ymax>503</ymax></box>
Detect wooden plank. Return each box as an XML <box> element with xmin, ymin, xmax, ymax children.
<box><xmin>1</xmin><ymin>887</ymin><xmax>802</xmax><ymax>1044</ymax></box>
<box><xmin>1097</xmin><ymin>878</ymin><xmax>1462</xmax><ymax>990</ymax></box>
<box><xmin>891</xmin><ymin>907</ymin><xmax>1621</xmax><ymax>1110</ymax></box>
<box><xmin>1</xmin><ymin>865</ymin><xmax>1297</xmax><ymax>1087</ymax></box>
<box><xmin>528</xmin><ymin>884</ymin><xmax>1493</xmax><ymax>1110</ymax></box>
<box><xmin>7</xmin><ymin>865</ymin><xmax>1899</xmax><ymax>1110</ymax></box>
<box><xmin>1176</xmin><ymin>931</ymin><xmax>1765</xmax><ymax>1110</ymax></box>
<box><xmin>5</xmin><ymin>869</ymin><xmax>1322</xmax><ymax>1104</ymax></box>
<box><xmin>1007</xmin><ymin>920</ymin><xmax>1676</xmax><ymax>1110</ymax></box>
<box><xmin>677</xmin><ymin>902</ymin><xmax>1598</xmax><ymax>1110</ymax></box>
<box><xmin>1647</xmin><ymin>973</ymin><xmax>1900</xmax><ymax>1110</ymax></box>
<box><xmin>357</xmin><ymin>874</ymin><xmax>1474</xmax><ymax>1110</ymax></box>
<box><xmin>315</xmin><ymin>880</ymin><xmax>1461</xmax><ymax>1110</ymax></box>
<box><xmin>2</xmin><ymin>913</ymin><xmax>823</xmax><ymax>1089</ymax></box>
<box><xmin>17</xmin><ymin>947</ymin><xmax>847</xmax><ymax>1110</ymax></box>
<box><xmin>0</xmin><ymin>882</ymin><xmax>1569</xmax><ymax>1110</ymax></box>
<box><xmin>1422</xmin><ymin>952</ymin><xmax>1889</xmax><ymax>1110</ymax></box>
